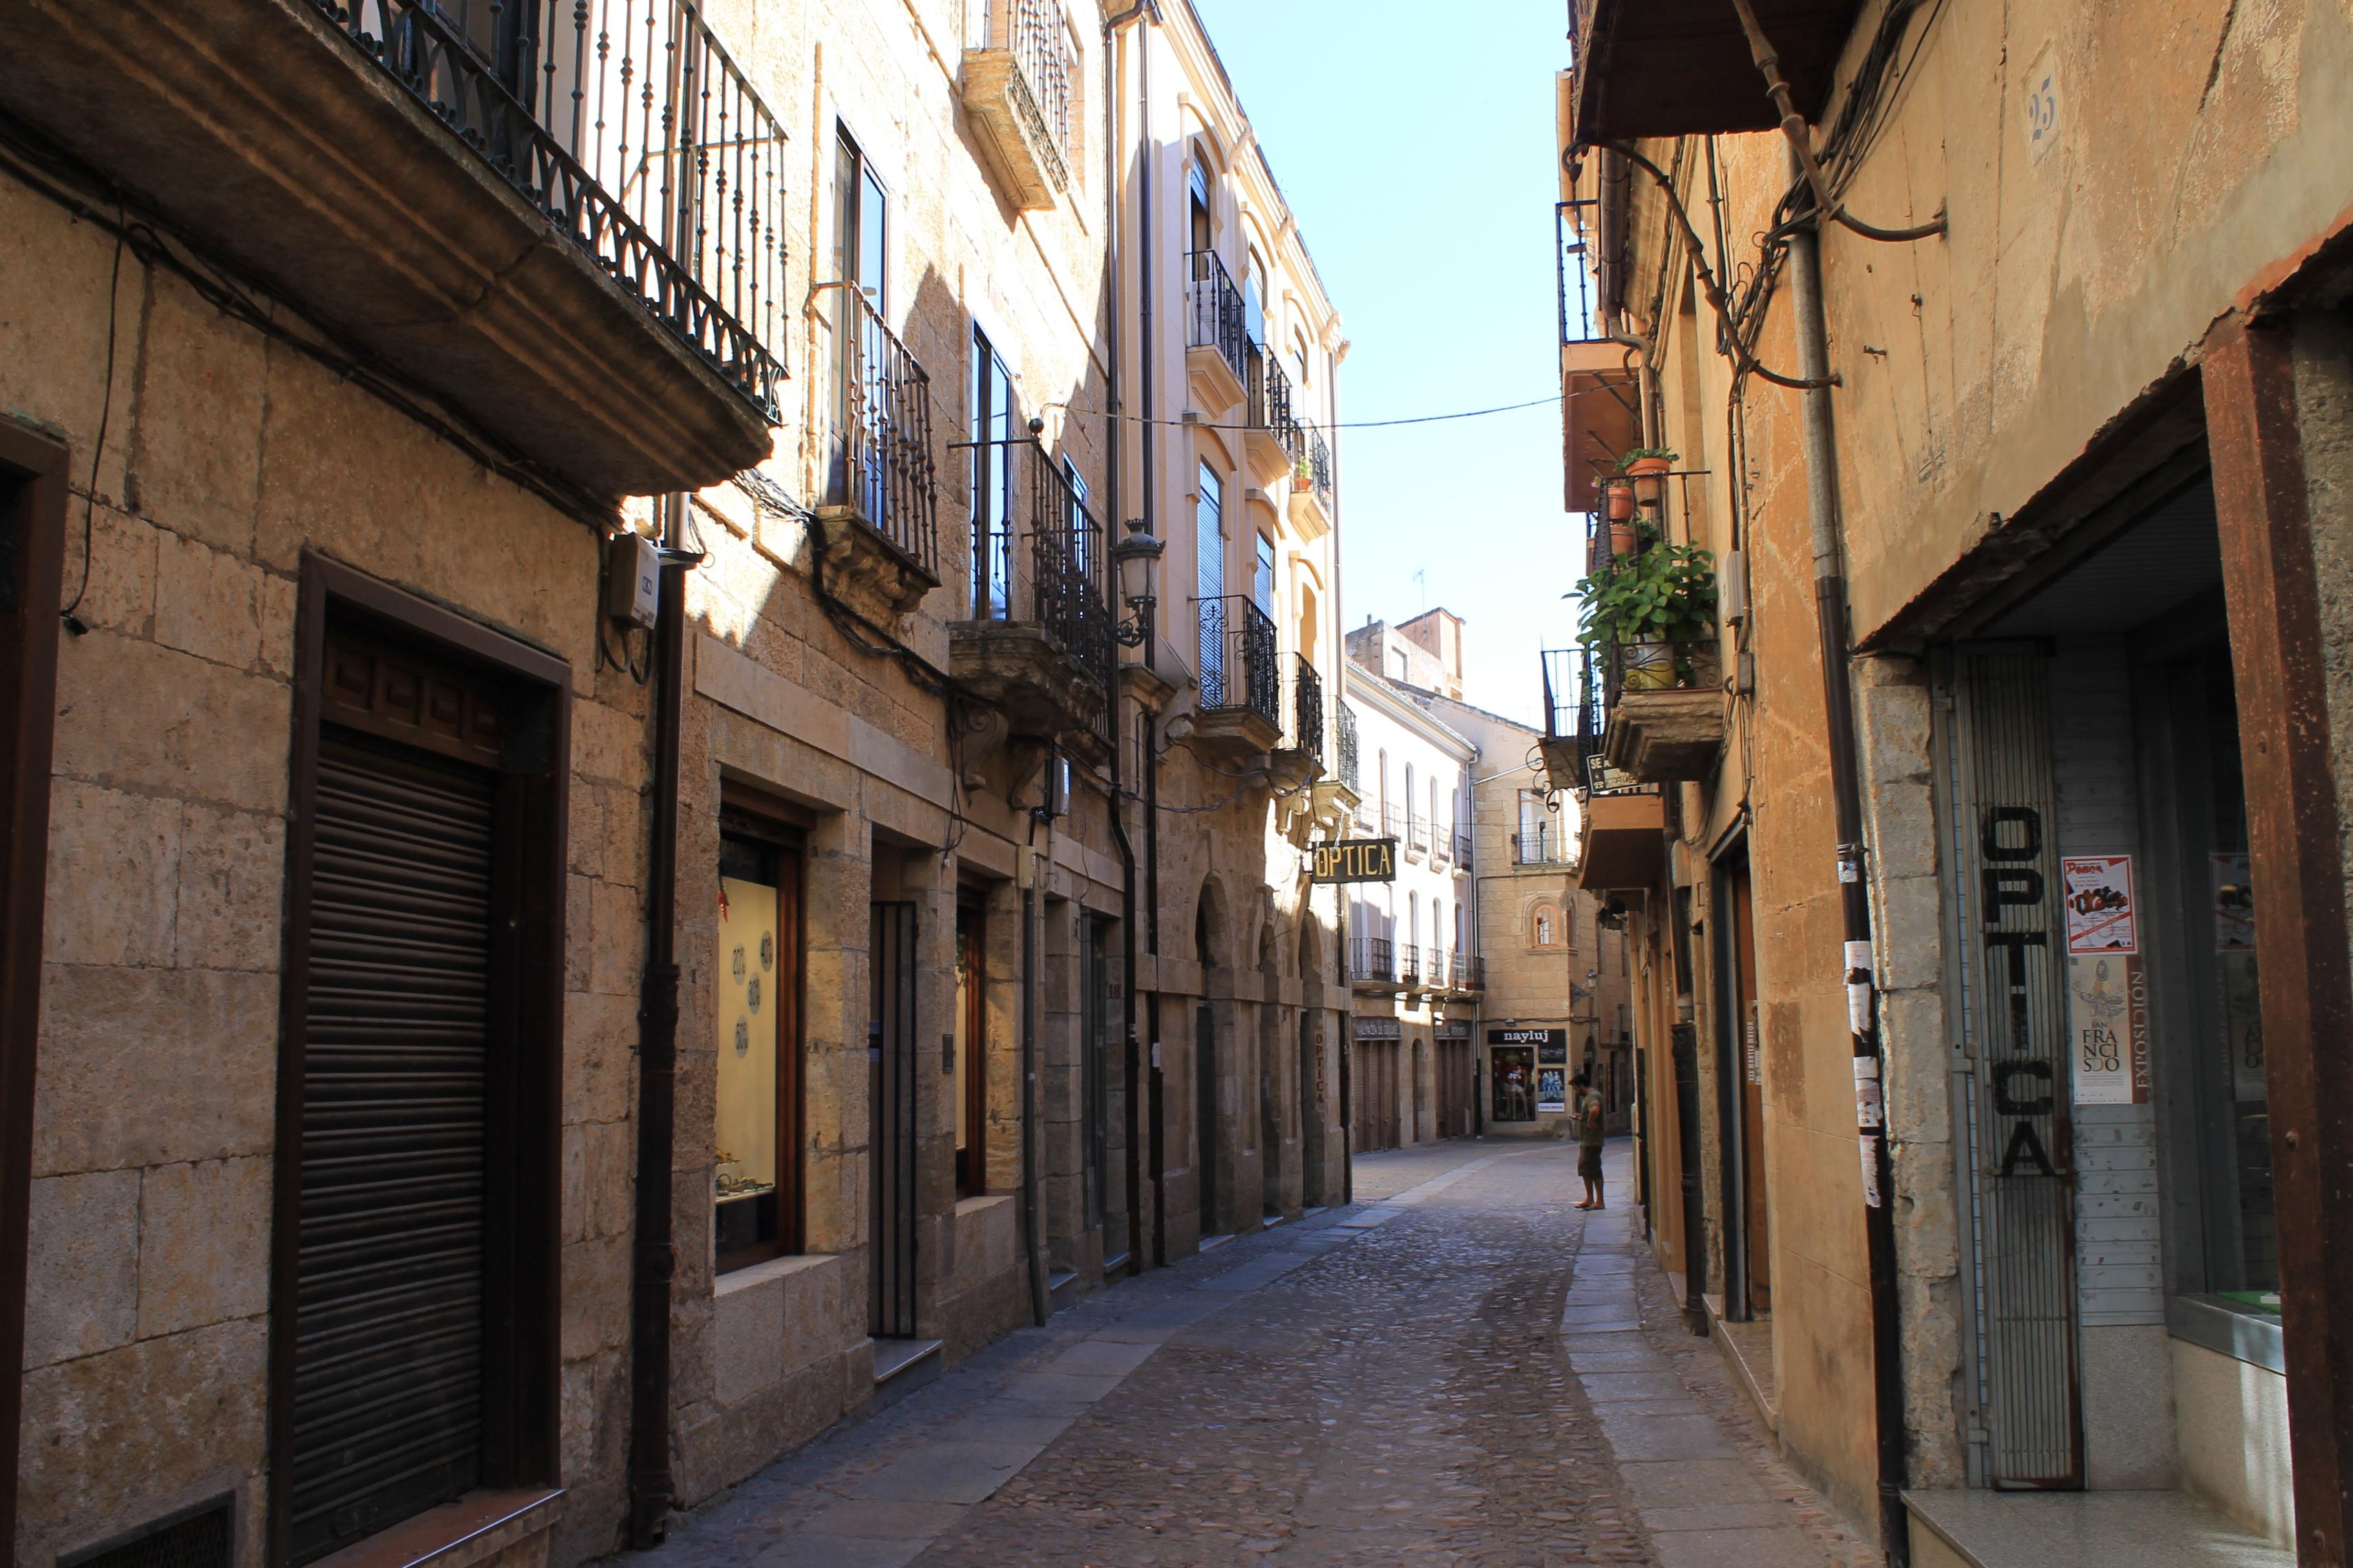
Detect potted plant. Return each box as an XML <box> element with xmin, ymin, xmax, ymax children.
<box><xmin>1570</xmin><ymin>540</ymin><xmax>1717</xmax><ymax>692</ymax></box>
<box><xmin>1619</xmin><ymin>446</ymin><xmax>1678</xmax><ymax>505</ymax></box>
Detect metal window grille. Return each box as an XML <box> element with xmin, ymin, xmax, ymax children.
<box><xmin>1336</xmin><ymin>702</ymin><xmax>1360</xmax><ymax>790</ymax></box>
<box><xmin>59</xmin><ymin>1497</ymin><xmax>234</xmax><ymax>1568</ymax></box>
<box><xmin>1946</xmin><ymin>649</ymin><xmax>2085</xmax><ymax>1487</ymax></box>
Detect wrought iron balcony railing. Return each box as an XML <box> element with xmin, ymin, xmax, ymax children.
<box><xmin>1451</xmin><ymin>953</ymin><xmax>1486</xmax><ymax>991</ymax></box>
<box><xmin>1455</xmin><ymin>828</ymin><xmax>1474</xmax><ymax>864</ymax></box>
<box><xmin>1382</xmin><ymin>802</ymin><xmax>1405</xmax><ymax>840</ymax></box>
<box><xmin>320</xmin><ymin>0</ymin><xmax>788</xmax><ymax>415</ymax></box>
<box><xmin>827</xmin><ymin>284</ymin><xmax>940</xmax><ymax>575</ymax></box>
<box><xmin>1336</xmin><ymin>701</ymin><xmax>1360</xmax><ymax>792</ymax></box>
<box><xmin>1247</xmin><ymin>352</ymin><xmax>1306</xmax><ymax>464</ymax></box>
<box><xmin>961</xmin><ymin>0</ymin><xmax>1073</xmax><ymax>204</ymax></box>
<box><xmin>1408</xmin><ymin>812</ymin><xmax>1429</xmax><ymax>852</ymax></box>
<box><xmin>1289</xmin><ymin>655</ymin><xmax>1325</xmax><ymax>760</ymax></box>
<box><xmin>1598</xmin><ymin>636</ymin><xmax>1722</xmax><ymax>701</ymax></box>
<box><xmin>1398</xmin><ymin>944</ymin><xmax>1423</xmax><ymax>987</ymax></box>
<box><xmin>1196</xmin><ymin>595</ymin><xmax>1280</xmax><ymax>728</ymax></box>
<box><xmin>1300</xmin><ymin>425</ymin><xmax>1334</xmax><ymax>503</ymax></box>
<box><xmin>1349</xmin><ymin>937</ymin><xmax>1395</xmax><ymax>986</ymax></box>
<box><xmin>962</xmin><ymin>434</ymin><xmax>1112</xmax><ymax>685</ymax></box>
<box><xmin>1186</xmin><ymin>251</ymin><xmax>1248</xmax><ymax>387</ymax></box>
<box><xmin>1515</xmin><ymin>823</ymin><xmax>1573</xmax><ymax>865</ymax></box>
<box><xmin>1558</xmin><ymin>198</ymin><xmax>1603</xmax><ymax>347</ymax></box>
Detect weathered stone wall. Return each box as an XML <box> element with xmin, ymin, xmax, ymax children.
<box><xmin>3</xmin><ymin>171</ymin><xmax>648</xmax><ymax>1567</ymax></box>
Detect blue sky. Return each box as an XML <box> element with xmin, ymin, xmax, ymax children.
<box><xmin>1191</xmin><ymin>0</ymin><xmax>1576</xmax><ymax>725</ymax></box>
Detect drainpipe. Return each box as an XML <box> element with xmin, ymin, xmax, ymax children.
<box><xmin>1133</xmin><ymin>6</ymin><xmax>1170</xmax><ymax>1271</ymax></box>
<box><xmin>628</xmin><ymin>494</ymin><xmax>688</xmax><ymax>1549</ymax></box>
<box><xmin>1786</xmin><ymin>148</ymin><xmax>1910</xmax><ymax>1567</ymax></box>
<box><xmin>1105</xmin><ymin>0</ymin><xmax>1148</xmax><ymax>1282</ymax></box>
<box><xmin>1020</xmin><ymin>818</ymin><xmax>1049</xmax><ymax>1326</ymax></box>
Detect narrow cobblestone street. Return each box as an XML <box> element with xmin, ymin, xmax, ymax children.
<box><xmin>627</xmin><ymin>1143</ymin><xmax>1876</xmax><ymax>1568</ymax></box>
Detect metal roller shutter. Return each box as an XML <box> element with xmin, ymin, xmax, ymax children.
<box><xmin>291</xmin><ymin>734</ymin><xmax>495</xmax><ymax>1562</ymax></box>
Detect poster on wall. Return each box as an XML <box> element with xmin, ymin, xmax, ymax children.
<box><xmin>1536</xmin><ymin>1068</ymin><xmax>1568</xmax><ymax>1114</ymax></box>
<box><xmin>2211</xmin><ymin>851</ymin><xmax>2255</xmax><ymax>951</ymax></box>
<box><xmin>2069</xmin><ymin>954</ymin><xmax>2149</xmax><ymax>1105</ymax></box>
<box><xmin>2061</xmin><ymin>855</ymin><xmax>2138</xmax><ymax>954</ymax></box>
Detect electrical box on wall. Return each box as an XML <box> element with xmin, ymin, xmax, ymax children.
<box><xmin>606</xmin><ymin>531</ymin><xmax>659</xmax><ymax>628</ymax></box>
<box><xmin>1720</xmin><ymin>549</ymin><xmax>1749</xmax><ymax>626</ymax></box>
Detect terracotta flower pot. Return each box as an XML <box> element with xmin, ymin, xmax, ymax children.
<box><xmin>1627</xmin><ymin>454</ymin><xmax>1671</xmax><ymax>505</ymax></box>
<box><xmin>1609</xmin><ymin>522</ymin><xmax>1638</xmax><ymax>558</ymax></box>
<box><xmin>1605</xmin><ymin>485</ymin><xmax>1636</xmax><ymax>520</ymax></box>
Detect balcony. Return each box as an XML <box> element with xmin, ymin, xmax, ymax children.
<box><xmin>1272</xmin><ymin>653</ymin><xmax>1327</xmax><ymax>792</ymax></box>
<box><xmin>1244</xmin><ymin>352</ymin><xmax>1306</xmax><ymax>487</ymax></box>
<box><xmin>1191</xmin><ymin>595</ymin><xmax>1282</xmax><ymax>754</ymax></box>
<box><xmin>0</xmin><ymin>0</ymin><xmax>796</xmax><ymax>505</ymax></box>
<box><xmin>816</xmin><ymin>284</ymin><xmax>942</xmax><ymax>625</ymax></box>
<box><xmin>1598</xmin><ymin>637</ymin><xmax>1725</xmax><ymax>783</ymax></box>
<box><xmin>1455</xmin><ymin>828</ymin><xmax>1475</xmax><ymax>865</ymax></box>
<box><xmin>1406</xmin><ymin>812</ymin><xmax>1430</xmax><ymax>859</ymax></box>
<box><xmin>1336</xmin><ymin>702</ymin><xmax>1361</xmax><ymax>792</ymax></box>
<box><xmin>1431</xmin><ymin>819</ymin><xmax>1453</xmax><ymax>867</ymax></box>
<box><xmin>1398</xmin><ymin>944</ymin><xmax>1424</xmax><ymax>990</ymax></box>
<box><xmin>1449</xmin><ymin>953</ymin><xmax>1486</xmax><ymax>994</ymax></box>
<box><xmin>962</xmin><ymin>0</ymin><xmax>1073</xmax><ymax>210</ymax></box>
<box><xmin>1558</xmin><ymin>199</ymin><xmax>1641</xmax><ymax>513</ymax></box>
<box><xmin>1574</xmin><ymin>789</ymin><xmax>1667</xmax><ymax>894</ymax></box>
<box><xmin>1349</xmin><ymin>937</ymin><xmax>1397</xmax><ymax>992</ymax></box>
<box><xmin>1566</xmin><ymin>0</ymin><xmax>1865</xmax><ymax>143</ymax></box>
<box><xmin>1287</xmin><ymin>425</ymin><xmax>1336</xmax><ymax>539</ymax></box>
<box><xmin>1186</xmin><ymin>251</ymin><xmax>1249</xmax><ymax>410</ymax></box>
<box><xmin>950</xmin><ymin>436</ymin><xmax>1113</xmax><ymax>755</ymax></box>
<box><xmin>1382</xmin><ymin>803</ymin><xmax>1406</xmax><ymax>843</ymax></box>
<box><xmin>1514</xmin><ymin>822</ymin><xmax>1575</xmax><ymax>867</ymax></box>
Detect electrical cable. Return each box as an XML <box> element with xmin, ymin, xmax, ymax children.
<box><xmin>56</xmin><ymin>209</ymin><xmax>125</xmax><ymax>636</ymax></box>
<box><xmin>0</xmin><ymin>109</ymin><xmax>615</xmax><ymax>533</ymax></box>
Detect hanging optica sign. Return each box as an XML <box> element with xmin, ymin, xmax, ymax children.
<box><xmin>1311</xmin><ymin>838</ymin><xmax>1398</xmax><ymax>884</ymax></box>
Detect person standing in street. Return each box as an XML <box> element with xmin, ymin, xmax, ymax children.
<box><xmin>1571</xmin><ymin>1070</ymin><xmax>1606</xmax><ymax>1210</ymax></box>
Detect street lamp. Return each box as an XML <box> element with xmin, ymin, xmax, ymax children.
<box><xmin>1112</xmin><ymin>517</ymin><xmax>1163</xmax><ymax>648</ymax></box>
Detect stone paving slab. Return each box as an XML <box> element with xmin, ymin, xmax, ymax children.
<box><xmin>627</xmin><ymin>1139</ymin><xmax>1875</xmax><ymax>1568</ymax></box>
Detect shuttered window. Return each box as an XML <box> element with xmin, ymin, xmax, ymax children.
<box><xmin>291</xmin><ymin>734</ymin><xmax>495</xmax><ymax>1562</ymax></box>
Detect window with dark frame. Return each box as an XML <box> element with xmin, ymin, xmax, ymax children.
<box><xmin>715</xmin><ymin>818</ymin><xmax>805</xmax><ymax>1272</ymax></box>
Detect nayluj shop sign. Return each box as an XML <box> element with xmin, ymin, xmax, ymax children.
<box><xmin>1311</xmin><ymin>838</ymin><xmax>1398</xmax><ymax>884</ymax></box>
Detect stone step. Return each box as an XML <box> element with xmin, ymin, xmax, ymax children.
<box><xmin>1905</xmin><ymin>1488</ymin><xmax>2292</xmax><ymax>1568</ymax></box>
<box><xmin>869</xmin><ymin>1336</ymin><xmax>943</xmax><ymax>1410</ymax></box>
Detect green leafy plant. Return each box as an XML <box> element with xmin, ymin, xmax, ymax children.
<box><xmin>1570</xmin><ymin>542</ymin><xmax>1717</xmax><ymax>650</ymax></box>
<box><xmin>1617</xmin><ymin>447</ymin><xmax>1679</xmax><ymax>471</ymax></box>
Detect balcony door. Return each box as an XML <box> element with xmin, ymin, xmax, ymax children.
<box><xmin>832</xmin><ymin>127</ymin><xmax>889</xmax><ymax>518</ymax></box>
<box><xmin>970</xmin><ymin>330</ymin><xmax>1018</xmax><ymax>618</ymax></box>
<box><xmin>1196</xmin><ymin>464</ymin><xmax>1225</xmax><ymax>703</ymax></box>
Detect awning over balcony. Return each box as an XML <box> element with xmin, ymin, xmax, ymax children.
<box><xmin>1562</xmin><ymin>343</ymin><xmax>1641</xmax><ymax>513</ymax></box>
<box><xmin>1568</xmin><ymin>0</ymin><xmax>1864</xmax><ymax>143</ymax></box>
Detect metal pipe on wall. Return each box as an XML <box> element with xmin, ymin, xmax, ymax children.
<box><xmin>1786</xmin><ymin>147</ymin><xmax>1911</xmax><ymax>1567</ymax></box>
<box><xmin>1104</xmin><ymin>0</ymin><xmax>1148</xmax><ymax>1282</ymax></box>
<box><xmin>627</xmin><ymin>496</ymin><xmax>688</xmax><ymax>1548</ymax></box>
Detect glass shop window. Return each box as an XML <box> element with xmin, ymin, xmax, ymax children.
<box><xmin>2184</xmin><ymin>653</ymin><xmax>2275</xmax><ymax>1302</ymax></box>
<box><xmin>717</xmin><ymin>829</ymin><xmax>803</xmax><ymax>1271</ymax></box>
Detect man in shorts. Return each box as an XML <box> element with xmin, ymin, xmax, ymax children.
<box><xmin>1571</xmin><ymin>1069</ymin><xmax>1607</xmax><ymax>1210</ymax></box>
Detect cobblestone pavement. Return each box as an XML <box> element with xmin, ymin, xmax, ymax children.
<box><xmin>623</xmin><ymin>1140</ymin><xmax>1875</xmax><ymax>1568</ymax></box>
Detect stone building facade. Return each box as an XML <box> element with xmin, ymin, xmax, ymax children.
<box><xmin>0</xmin><ymin>1</ymin><xmax>1350</xmax><ymax>1566</ymax></box>
<box><xmin>1554</xmin><ymin>0</ymin><xmax>2353</xmax><ymax>1560</ymax></box>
